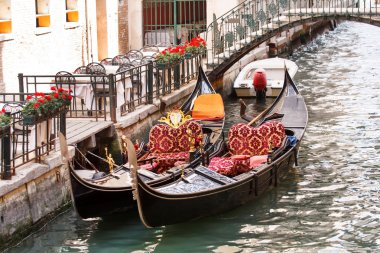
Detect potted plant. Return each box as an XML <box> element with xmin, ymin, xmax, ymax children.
<box><xmin>156</xmin><ymin>45</ymin><xmax>185</xmax><ymax>69</ymax></box>
<box><xmin>22</xmin><ymin>87</ymin><xmax>72</xmax><ymax>125</ymax></box>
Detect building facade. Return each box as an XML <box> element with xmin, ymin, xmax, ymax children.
<box><xmin>0</xmin><ymin>0</ymin><xmax>243</xmax><ymax>92</ymax></box>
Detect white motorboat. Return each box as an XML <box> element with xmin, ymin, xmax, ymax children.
<box><xmin>233</xmin><ymin>57</ymin><xmax>298</xmax><ymax>97</ymax></box>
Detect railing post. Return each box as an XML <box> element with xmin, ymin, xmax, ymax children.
<box><xmin>167</xmin><ymin>67</ymin><xmax>172</xmax><ymax>93</ymax></box>
<box><xmin>109</xmin><ymin>74</ymin><xmax>117</xmax><ymax>123</ymax></box>
<box><xmin>174</xmin><ymin>62</ymin><xmax>180</xmax><ymax>90</ymax></box>
<box><xmin>18</xmin><ymin>73</ymin><xmax>25</xmax><ymax>101</ymax></box>
<box><xmin>1</xmin><ymin>124</ymin><xmax>12</xmax><ymax>180</ymax></box>
<box><xmin>147</xmin><ymin>62</ymin><xmax>154</xmax><ymax>104</ymax></box>
<box><xmin>60</xmin><ymin>109</ymin><xmax>66</xmax><ymax>137</ymax></box>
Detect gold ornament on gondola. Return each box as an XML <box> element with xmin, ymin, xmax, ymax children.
<box><xmin>158</xmin><ymin>109</ymin><xmax>192</xmax><ymax>128</ymax></box>
<box><xmin>105</xmin><ymin>147</ymin><xmax>115</xmax><ymax>173</ymax></box>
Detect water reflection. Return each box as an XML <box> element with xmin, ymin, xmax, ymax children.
<box><xmin>5</xmin><ymin>21</ymin><xmax>380</xmax><ymax>252</ymax></box>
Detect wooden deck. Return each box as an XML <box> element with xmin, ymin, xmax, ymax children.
<box><xmin>66</xmin><ymin>119</ymin><xmax>114</xmax><ymax>145</ymax></box>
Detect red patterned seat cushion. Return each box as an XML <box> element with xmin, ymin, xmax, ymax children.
<box><xmin>149</xmin><ymin>121</ymin><xmax>203</xmax><ymax>153</ymax></box>
<box><xmin>147</xmin><ymin>152</ymin><xmax>189</xmax><ymax>173</ymax></box>
<box><xmin>228</xmin><ymin>121</ymin><xmax>285</xmax><ymax>156</ymax></box>
<box><xmin>208</xmin><ymin>157</ymin><xmax>236</xmax><ymax>176</ymax></box>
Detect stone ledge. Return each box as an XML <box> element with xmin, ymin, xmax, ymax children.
<box><xmin>0</xmin><ymin>146</ymin><xmax>75</xmax><ymax>197</ymax></box>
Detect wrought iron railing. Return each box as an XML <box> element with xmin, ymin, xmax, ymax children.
<box><xmin>18</xmin><ymin>55</ymin><xmax>201</xmax><ymax>122</ymax></box>
<box><xmin>204</xmin><ymin>0</ymin><xmax>377</xmax><ymax>69</ymax></box>
<box><xmin>0</xmin><ymin>98</ymin><xmax>66</xmax><ymax>179</ymax></box>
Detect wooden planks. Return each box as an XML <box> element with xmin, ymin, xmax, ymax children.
<box><xmin>66</xmin><ymin>119</ymin><xmax>114</xmax><ymax>145</ymax></box>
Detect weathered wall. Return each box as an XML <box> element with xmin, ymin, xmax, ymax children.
<box><xmin>0</xmin><ymin>148</ymin><xmax>75</xmax><ymax>249</ymax></box>
<box><xmin>0</xmin><ymin>0</ymin><xmax>86</xmax><ymax>92</ymax></box>
<box><xmin>118</xmin><ymin>0</ymin><xmax>129</xmax><ymax>54</ymax></box>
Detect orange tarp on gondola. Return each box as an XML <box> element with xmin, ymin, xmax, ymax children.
<box><xmin>192</xmin><ymin>94</ymin><xmax>225</xmax><ymax>120</ymax></box>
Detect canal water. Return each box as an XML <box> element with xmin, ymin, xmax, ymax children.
<box><xmin>5</xmin><ymin>22</ymin><xmax>380</xmax><ymax>252</ymax></box>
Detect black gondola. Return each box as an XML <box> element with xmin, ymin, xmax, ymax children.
<box><xmin>131</xmin><ymin>68</ymin><xmax>308</xmax><ymax>227</ymax></box>
<box><xmin>68</xmin><ymin>66</ymin><xmax>225</xmax><ymax>219</ymax></box>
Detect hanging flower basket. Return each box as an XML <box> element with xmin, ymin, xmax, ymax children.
<box><xmin>22</xmin><ymin>105</ymin><xmax>68</xmax><ymax>126</ymax></box>
<box><xmin>22</xmin><ymin>114</ymin><xmax>42</xmax><ymax>126</ymax></box>
<box><xmin>184</xmin><ymin>52</ymin><xmax>193</xmax><ymax>59</ymax></box>
<box><xmin>156</xmin><ymin>62</ymin><xmax>167</xmax><ymax>70</ymax></box>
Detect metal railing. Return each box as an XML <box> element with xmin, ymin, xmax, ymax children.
<box><xmin>0</xmin><ymin>97</ymin><xmax>66</xmax><ymax>179</ymax></box>
<box><xmin>18</xmin><ymin>55</ymin><xmax>201</xmax><ymax>122</ymax></box>
<box><xmin>204</xmin><ymin>0</ymin><xmax>378</xmax><ymax>69</ymax></box>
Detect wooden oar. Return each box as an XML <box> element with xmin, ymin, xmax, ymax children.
<box><xmin>247</xmin><ymin>103</ymin><xmax>273</xmax><ymax>126</ymax></box>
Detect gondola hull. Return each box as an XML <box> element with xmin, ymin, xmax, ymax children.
<box><xmin>69</xmin><ymin>172</ymin><xmax>135</xmax><ymax>218</ymax></box>
<box><xmin>136</xmin><ymin>145</ymin><xmax>298</xmax><ymax>227</ymax></box>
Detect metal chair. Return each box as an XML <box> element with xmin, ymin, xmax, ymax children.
<box><xmin>100</xmin><ymin>58</ymin><xmax>113</xmax><ymax>65</ymax></box>
<box><xmin>86</xmin><ymin>63</ymin><xmax>108</xmax><ymax>113</ymax></box>
<box><xmin>73</xmin><ymin>66</ymin><xmax>88</xmax><ymax>74</ymax></box>
<box><xmin>86</xmin><ymin>62</ymin><xmax>106</xmax><ymax>75</ymax></box>
<box><xmin>126</xmin><ymin>50</ymin><xmax>143</xmax><ymax>61</ymax></box>
<box><xmin>112</xmin><ymin>55</ymin><xmax>130</xmax><ymax>66</ymax></box>
<box><xmin>55</xmin><ymin>71</ymin><xmax>76</xmax><ymax>111</ymax></box>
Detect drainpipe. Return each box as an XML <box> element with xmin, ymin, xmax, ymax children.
<box><xmin>85</xmin><ymin>0</ymin><xmax>89</xmax><ymax>64</ymax></box>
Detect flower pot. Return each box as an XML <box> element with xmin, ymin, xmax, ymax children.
<box><xmin>156</xmin><ymin>62</ymin><xmax>167</xmax><ymax>70</ymax></box>
<box><xmin>184</xmin><ymin>52</ymin><xmax>193</xmax><ymax>59</ymax></box>
<box><xmin>22</xmin><ymin>114</ymin><xmax>40</xmax><ymax>126</ymax></box>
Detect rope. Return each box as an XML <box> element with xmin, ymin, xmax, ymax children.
<box><xmin>74</xmin><ymin>146</ymin><xmax>99</xmax><ymax>172</ymax></box>
<box><xmin>86</xmin><ymin>150</ymin><xmax>121</xmax><ymax>168</ymax></box>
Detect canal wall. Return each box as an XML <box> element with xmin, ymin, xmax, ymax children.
<box><xmin>0</xmin><ymin>147</ymin><xmax>75</xmax><ymax>249</ymax></box>
<box><xmin>219</xmin><ymin>20</ymin><xmax>334</xmax><ymax>96</ymax></box>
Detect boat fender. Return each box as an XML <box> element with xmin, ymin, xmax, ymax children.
<box><xmin>92</xmin><ymin>171</ymin><xmax>106</xmax><ymax>180</ymax></box>
<box><xmin>253</xmin><ymin>68</ymin><xmax>267</xmax><ymax>93</ymax></box>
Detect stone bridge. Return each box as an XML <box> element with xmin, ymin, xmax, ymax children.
<box><xmin>204</xmin><ymin>0</ymin><xmax>380</xmax><ymax>81</ymax></box>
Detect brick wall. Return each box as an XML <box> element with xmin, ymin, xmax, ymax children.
<box><xmin>118</xmin><ymin>0</ymin><xmax>129</xmax><ymax>54</ymax></box>
<box><xmin>0</xmin><ymin>0</ymin><xmax>86</xmax><ymax>92</ymax></box>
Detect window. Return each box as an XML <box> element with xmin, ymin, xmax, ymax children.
<box><xmin>66</xmin><ymin>0</ymin><xmax>78</xmax><ymax>22</ymax></box>
<box><xmin>0</xmin><ymin>0</ymin><xmax>12</xmax><ymax>33</ymax></box>
<box><xmin>36</xmin><ymin>0</ymin><xmax>50</xmax><ymax>27</ymax></box>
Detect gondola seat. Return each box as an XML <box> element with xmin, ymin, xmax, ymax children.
<box><xmin>143</xmin><ymin>121</ymin><xmax>203</xmax><ymax>173</ymax></box>
<box><xmin>209</xmin><ymin>121</ymin><xmax>285</xmax><ymax>176</ymax></box>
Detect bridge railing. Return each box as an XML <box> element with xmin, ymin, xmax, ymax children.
<box><xmin>205</xmin><ymin>0</ymin><xmax>377</xmax><ymax>69</ymax></box>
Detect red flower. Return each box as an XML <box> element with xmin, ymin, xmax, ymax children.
<box><xmin>62</xmin><ymin>94</ymin><xmax>66</xmax><ymax>99</ymax></box>
<box><xmin>1</xmin><ymin>108</ymin><xmax>5</xmax><ymax>113</ymax></box>
<box><xmin>33</xmin><ymin>103</ymin><xmax>40</xmax><ymax>108</ymax></box>
<box><xmin>38</xmin><ymin>99</ymin><xmax>46</xmax><ymax>104</ymax></box>
<box><xmin>26</xmin><ymin>95</ymin><xmax>32</xmax><ymax>100</ymax></box>
<box><xmin>45</xmin><ymin>95</ymin><xmax>52</xmax><ymax>101</ymax></box>
<box><xmin>51</xmin><ymin>86</ymin><xmax>56</xmax><ymax>91</ymax></box>
<box><xmin>67</xmin><ymin>95</ymin><xmax>73</xmax><ymax>100</ymax></box>
<box><xmin>53</xmin><ymin>93</ymin><xmax>59</xmax><ymax>98</ymax></box>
